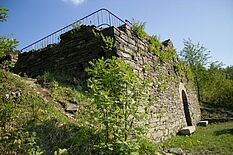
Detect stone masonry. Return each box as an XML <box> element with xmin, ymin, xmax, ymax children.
<box><xmin>14</xmin><ymin>24</ymin><xmax>201</xmax><ymax>142</ymax></box>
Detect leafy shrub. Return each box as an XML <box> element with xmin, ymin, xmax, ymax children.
<box><xmin>0</xmin><ymin>36</ymin><xmax>18</xmax><ymax>58</ymax></box>
<box><xmin>131</xmin><ymin>19</ymin><xmax>147</xmax><ymax>40</ymax></box>
<box><xmin>138</xmin><ymin>137</ymin><xmax>159</xmax><ymax>155</ymax></box>
<box><xmin>75</xmin><ymin>57</ymin><xmax>157</xmax><ymax>154</ymax></box>
<box><xmin>161</xmin><ymin>48</ymin><xmax>176</xmax><ymax>63</ymax></box>
<box><xmin>0</xmin><ymin>96</ymin><xmax>16</xmax><ymax>127</ymax></box>
<box><xmin>0</xmin><ymin>7</ymin><xmax>8</xmax><ymax>22</ymax></box>
<box><xmin>148</xmin><ymin>35</ymin><xmax>161</xmax><ymax>54</ymax></box>
<box><xmin>94</xmin><ymin>32</ymin><xmax>115</xmax><ymax>52</ymax></box>
<box><xmin>0</xmin><ymin>127</ymin><xmax>43</xmax><ymax>155</ymax></box>
<box><xmin>148</xmin><ymin>36</ymin><xmax>176</xmax><ymax>63</ymax></box>
<box><xmin>101</xmin><ymin>34</ymin><xmax>115</xmax><ymax>51</ymax></box>
<box><xmin>174</xmin><ymin>61</ymin><xmax>194</xmax><ymax>81</ymax></box>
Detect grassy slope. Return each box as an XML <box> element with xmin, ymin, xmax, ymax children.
<box><xmin>0</xmin><ymin>69</ymin><xmax>81</xmax><ymax>154</ymax></box>
<box><xmin>163</xmin><ymin>121</ymin><xmax>233</xmax><ymax>155</ymax></box>
<box><xmin>1</xmin><ymin>69</ymin><xmax>233</xmax><ymax>154</ymax></box>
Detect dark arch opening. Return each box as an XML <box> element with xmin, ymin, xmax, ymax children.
<box><xmin>182</xmin><ymin>90</ymin><xmax>192</xmax><ymax>126</ymax></box>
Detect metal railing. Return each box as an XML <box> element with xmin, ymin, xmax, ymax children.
<box><xmin>21</xmin><ymin>8</ymin><xmax>127</xmax><ymax>52</ymax></box>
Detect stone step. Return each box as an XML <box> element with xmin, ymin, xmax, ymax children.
<box><xmin>65</xmin><ymin>103</ymin><xmax>78</xmax><ymax>113</ymax></box>
<box><xmin>179</xmin><ymin>126</ymin><xmax>196</xmax><ymax>135</ymax></box>
<box><xmin>198</xmin><ymin>120</ymin><xmax>208</xmax><ymax>126</ymax></box>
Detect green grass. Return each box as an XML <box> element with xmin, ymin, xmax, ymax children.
<box><xmin>0</xmin><ymin>69</ymin><xmax>80</xmax><ymax>154</ymax></box>
<box><xmin>2</xmin><ymin>68</ymin><xmax>233</xmax><ymax>154</ymax></box>
<box><xmin>163</xmin><ymin>121</ymin><xmax>233</xmax><ymax>155</ymax></box>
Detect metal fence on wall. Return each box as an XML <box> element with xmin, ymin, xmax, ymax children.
<box><xmin>21</xmin><ymin>8</ymin><xmax>127</xmax><ymax>52</ymax></box>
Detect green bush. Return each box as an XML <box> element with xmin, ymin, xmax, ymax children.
<box><xmin>148</xmin><ymin>35</ymin><xmax>161</xmax><ymax>54</ymax></box>
<box><xmin>94</xmin><ymin>32</ymin><xmax>115</xmax><ymax>52</ymax></box>
<box><xmin>174</xmin><ymin>61</ymin><xmax>194</xmax><ymax>81</ymax></box>
<box><xmin>0</xmin><ymin>96</ymin><xmax>16</xmax><ymax>127</ymax></box>
<box><xmin>131</xmin><ymin>19</ymin><xmax>147</xmax><ymax>40</ymax></box>
<box><xmin>75</xmin><ymin>57</ymin><xmax>156</xmax><ymax>154</ymax></box>
<box><xmin>138</xmin><ymin>137</ymin><xmax>159</xmax><ymax>155</ymax></box>
<box><xmin>148</xmin><ymin>36</ymin><xmax>176</xmax><ymax>63</ymax></box>
<box><xmin>0</xmin><ymin>36</ymin><xmax>18</xmax><ymax>58</ymax></box>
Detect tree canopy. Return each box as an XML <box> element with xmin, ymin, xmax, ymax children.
<box><xmin>180</xmin><ymin>39</ymin><xmax>233</xmax><ymax>109</ymax></box>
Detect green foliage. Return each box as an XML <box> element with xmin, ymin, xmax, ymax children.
<box><xmin>180</xmin><ymin>39</ymin><xmax>210</xmax><ymax>67</ymax></box>
<box><xmin>138</xmin><ymin>137</ymin><xmax>159</xmax><ymax>154</ymax></box>
<box><xmin>0</xmin><ymin>7</ymin><xmax>18</xmax><ymax>57</ymax></box>
<box><xmin>0</xmin><ymin>7</ymin><xmax>18</xmax><ymax>70</ymax></box>
<box><xmin>180</xmin><ymin>39</ymin><xmax>211</xmax><ymax>101</ymax></box>
<box><xmin>0</xmin><ymin>70</ymin><xmax>44</xmax><ymax>154</ymax></box>
<box><xmin>131</xmin><ymin>19</ymin><xmax>147</xmax><ymax>40</ymax></box>
<box><xmin>101</xmin><ymin>34</ymin><xmax>115</xmax><ymax>51</ymax></box>
<box><xmin>37</xmin><ymin>72</ymin><xmax>87</xmax><ymax>117</ymax></box>
<box><xmin>0</xmin><ymin>127</ymin><xmax>43</xmax><ymax>155</ymax></box>
<box><xmin>95</xmin><ymin>32</ymin><xmax>115</xmax><ymax>52</ymax></box>
<box><xmin>0</xmin><ymin>36</ymin><xmax>18</xmax><ymax>58</ymax></box>
<box><xmin>174</xmin><ymin>60</ymin><xmax>194</xmax><ymax>81</ymax></box>
<box><xmin>149</xmin><ymin>36</ymin><xmax>176</xmax><ymax>63</ymax></box>
<box><xmin>148</xmin><ymin>35</ymin><xmax>161</xmax><ymax>53</ymax></box>
<box><xmin>180</xmin><ymin>39</ymin><xmax>233</xmax><ymax>108</ymax></box>
<box><xmin>223</xmin><ymin>65</ymin><xmax>233</xmax><ymax>80</ymax></box>
<box><xmin>76</xmin><ymin>57</ymin><xmax>156</xmax><ymax>154</ymax></box>
<box><xmin>164</xmin><ymin>121</ymin><xmax>233</xmax><ymax>155</ymax></box>
<box><xmin>0</xmin><ymin>6</ymin><xmax>7</xmax><ymax>22</ymax></box>
<box><xmin>49</xmin><ymin>79</ymin><xmax>83</xmax><ymax>106</ymax></box>
<box><xmin>0</xmin><ymin>95</ymin><xmax>16</xmax><ymax>127</ymax></box>
<box><xmin>0</xmin><ymin>69</ymin><xmax>78</xmax><ymax>154</ymax></box>
<box><xmin>200</xmin><ymin>63</ymin><xmax>233</xmax><ymax>108</ymax></box>
<box><xmin>143</xmin><ymin>64</ymin><xmax>151</xmax><ymax>73</ymax></box>
<box><xmin>161</xmin><ymin>48</ymin><xmax>176</xmax><ymax>63</ymax></box>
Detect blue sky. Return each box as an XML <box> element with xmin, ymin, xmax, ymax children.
<box><xmin>0</xmin><ymin>0</ymin><xmax>233</xmax><ymax>66</ymax></box>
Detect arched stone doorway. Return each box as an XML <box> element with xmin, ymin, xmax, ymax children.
<box><xmin>182</xmin><ymin>90</ymin><xmax>192</xmax><ymax>126</ymax></box>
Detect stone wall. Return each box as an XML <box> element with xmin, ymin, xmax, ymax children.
<box><xmin>114</xmin><ymin>25</ymin><xmax>200</xmax><ymax>142</ymax></box>
<box><xmin>14</xmin><ymin>25</ymin><xmax>115</xmax><ymax>80</ymax></box>
<box><xmin>14</xmin><ymin>24</ymin><xmax>201</xmax><ymax>142</ymax></box>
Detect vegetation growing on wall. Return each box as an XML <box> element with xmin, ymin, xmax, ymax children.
<box><xmin>75</xmin><ymin>57</ymin><xmax>158</xmax><ymax>154</ymax></box>
<box><xmin>94</xmin><ymin>32</ymin><xmax>116</xmax><ymax>52</ymax></box>
<box><xmin>148</xmin><ymin>36</ymin><xmax>176</xmax><ymax>63</ymax></box>
<box><xmin>1</xmin><ymin>6</ymin><xmax>232</xmax><ymax>154</ymax></box>
<box><xmin>131</xmin><ymin>19</ymin><xmax>147</xmax><ymax>40</ymax></box>
<box><xmin>173</xmin><ymin>60</ymin><xmax>194</xmax><ymax>81</ymax></box>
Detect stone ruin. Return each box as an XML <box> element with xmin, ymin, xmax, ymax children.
<box><xmin>13</xmin><ymin>22</ymin><xmax>200</xmax><ymax>142</ymax></box>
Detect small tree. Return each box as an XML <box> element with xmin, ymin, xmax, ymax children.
<box><xmin>0</xmin><ymin>6</ymin><xmax>18</xmax><ymax>69</ymax></box>
<box><xmin>78</xmin><ymin>57</ymin><xmax>154</xmax><ymax>154</ymax></box>
<box><xmin>180</xmin><ymin>39</ymin><xmax>210</xmax><ymax>101</ymax></box>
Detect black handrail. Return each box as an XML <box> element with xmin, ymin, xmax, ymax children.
<box><xmin>21</xmin><ymin>8</ymin><xmax>128</xmax><ymax>52</ymax></box>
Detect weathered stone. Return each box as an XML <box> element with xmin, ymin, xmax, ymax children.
<box><xmin>65</xmin><ymin>103</ymin><xmax>78</xmax><ymax>113</ymax></box>
<box><xmin>179</xmin><ymin>126</ymin><xmax>196</xmax><ymax>135</ymax></box>
<box><xmin>14</xmin><ymin>23</ymin><xmax>201</xmax><ymax>143</ymax></box>
<box><xmin>11</xmin><ymin>90</ymin><xmax>21</xmax><ymax>98</ymax></box>
<box><xmin>198</xmin><ymin>120</ymin><xmax>208</xmax><ymax>126</ymax></box>
<box><xmin>162</xmin><ymin>39</ymin><xmax>174</xmax><ymax>50</ymax></box>
<box><xmin>168</xmin><ymin>147</ymin><xmax>184</xmax><ymax>155</ymax></box>
<box><xmin>116</xmin><ymin>50</ymin><xmax>131</xmax><ymax>59</ymax></box>
<box><xmin>5</xmin><ymin>94</ymin><xmax>10</xmax><ymax>100</ymax></box>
